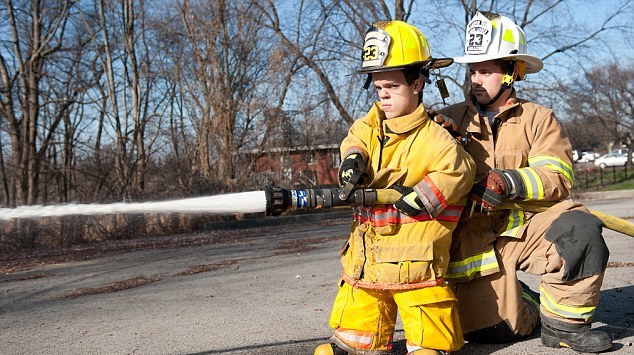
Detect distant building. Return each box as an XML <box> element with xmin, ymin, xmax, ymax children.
<box><xmin>242</xmin><ymin>144</ymin><xmax>341</xmax><ymax>189</ymax></box>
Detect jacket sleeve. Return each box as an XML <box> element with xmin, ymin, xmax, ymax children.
<box><xmin>413</xmin><ymin>141</ymin><xmax>476</xmax><ymax>217</ymax></box>
<box><xmin>340</xmin><ymin>118</ymin><xmax>370</xmax><ymax>161</ymax></box>
<box><xmin>505</xmin><ymin>109</ymin><xmax>574</xmax><ymax>201</ymax></box>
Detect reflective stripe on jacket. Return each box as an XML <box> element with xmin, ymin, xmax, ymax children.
<box><xmin>338</xmin><ymin>102</ymin><xmax>476</xmax><ymax>288</ymax></box>
<box><xmin>439</xmin><ymin>91</ymin><xmax>574</xmax><ymax>281</ymax></box>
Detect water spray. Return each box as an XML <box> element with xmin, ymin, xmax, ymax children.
<box><xmin>0</xmin><ymin>191</ymin><xmax>268</xmax><ymax>220</ymax></box>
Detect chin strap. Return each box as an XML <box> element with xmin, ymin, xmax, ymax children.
<box><xmin>482</xmin><ymin>59</ymin><xmax>516</xmax><ymax>107</ymax></box>
<box><xmin>363</xmin><ymin>74</ymin><xmax>372</xmax><ymax>89</ymax></box>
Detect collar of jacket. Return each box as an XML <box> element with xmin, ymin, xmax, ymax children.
<box><xmin>371</xmin><ymin>102</ymin><xmax>428</xmax><ymax>134</ymax></box>
<box><xmin>464</xmin><ymin>89</ymin><xmax>521</xmax><ymax>134</ymax></box>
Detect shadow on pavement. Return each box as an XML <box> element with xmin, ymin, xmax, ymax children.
<box><xmin>184</xmin><ymin>287</ymin><xmax>634</xmax><ymax>354</ymax></box>
<box><xmin>595</xmin><ymin>285</ymin><xmax>634</xmax><ymax>344</ymax></box>
<box><xmin>183</xmin><ymin>336</ymin><xmax>330</xmax><ymax>354</ymax></box>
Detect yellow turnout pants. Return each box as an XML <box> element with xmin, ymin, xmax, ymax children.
<box><xmin>327</xmin><ymin>281</ymin><xmax>463</xmax><ymax>354</ymax></box>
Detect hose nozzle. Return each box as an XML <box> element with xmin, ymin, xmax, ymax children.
<box><xmin>264</xmin><ymin>186</ymin><xmax>389</xmax><ymax>216</ymax></box>
<box><xmin>264</xmin><ymin>186</ymin><xmax>292</xmax><ymax>216</ymax></box>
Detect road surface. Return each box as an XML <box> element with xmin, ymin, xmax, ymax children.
<box><xmin>1</xmin><ymin>195</ymin><xmax>633</xmax><ymax>354</ymax></box>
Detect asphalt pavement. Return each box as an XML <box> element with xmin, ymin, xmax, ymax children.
<box><xmin>1</xmin><ymin>193</ymin><xmax>633</xmax><ymax>355</ymax></box>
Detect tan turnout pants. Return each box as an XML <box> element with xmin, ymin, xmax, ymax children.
<box><xmin>450</xmin><ymin>200</ymin><xmax>607</xmax><ymax>339</ymax></box>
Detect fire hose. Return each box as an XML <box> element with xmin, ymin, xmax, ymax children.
<box><xmin>264</xmin><ymin>186</ymin><xmax>634</xmax><ymax>237</ymax></box>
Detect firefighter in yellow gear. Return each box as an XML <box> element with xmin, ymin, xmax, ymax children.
<box><xmin>438</xmin><ymin>11</ymin><xmax>612</xmax><ymax>353</ymax></box>
<box><xmin>315</xmin><ymin>21</ymin><xmax>476</xmax><ymax>355</ymax></box>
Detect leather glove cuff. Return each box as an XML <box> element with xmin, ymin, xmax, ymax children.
<box><xmin>500</xmin><ymin>169</ymin><xmax>527</xmax><ymax>200</ymax></box>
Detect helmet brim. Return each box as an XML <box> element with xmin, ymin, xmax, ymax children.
<box><xmin>454</xmin><ymin>54</ymin><xmax>543</xmax><ymax>74</ymax></box>
<box><xmin>355</xmin><ymin>57</ymin><xmax>454</xmax><ymax>74</ymax></box>
<box><xmin>430</xmin><ymin>58</ymin><xmax>454</xmax><ymax>69</ymax></box>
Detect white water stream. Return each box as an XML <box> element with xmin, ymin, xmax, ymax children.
<box><xmin>0</xmin><ymin>191</ymin><xmax>267</xmax><ymax>221</ymax></box>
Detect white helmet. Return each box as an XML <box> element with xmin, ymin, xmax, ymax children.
<box><xmin>454</xmin><ymin>11</ymin><xmax>543</xmax><ymax>76</ymax></box>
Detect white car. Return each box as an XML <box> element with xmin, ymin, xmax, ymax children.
<box><xmin>593</xmin><ymin>151</ymin><xmax>633</xmax><ymax>169</ymax></box>
<box><xmin>577</xmin><ymin>151</ymin><xmax>598</xmax><ymax>163</ymax></box>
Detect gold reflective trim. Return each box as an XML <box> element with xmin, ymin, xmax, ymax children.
<box><xmin>518</xmin><ymin>167</ymin><xmax>544</xmax><ymax>200</ymax></box>
<box><xmin>446</xmin><ymin>250</ymin><xmax>498</xmax><ymax>279</ymax></box>
<box><xmin>500</xmin><ymin>210</ymin><xmax>525</xmax><ymax>238</ymax></box>
<box><xmin>529</xmin><ymin>155</ymin><xmax>574</xmax><ymax>185</ymax></box>
<box><xmin>539</xmin><ymin>285</ymin><xmax>596</xmax><ymax>321</ymax></box>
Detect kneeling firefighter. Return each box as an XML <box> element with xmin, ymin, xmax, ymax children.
<box><xmin>438</xmin><ymin>11</ymin><xmax>612</xmax><ymax>353</ymax></box>
<box><xmin>314</xmin><ymin>21</ymin><xmax>476</xmax><ymax>355</ymax></box>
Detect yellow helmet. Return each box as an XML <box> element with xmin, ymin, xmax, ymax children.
<box><xmin>356</xmin><ymin>20</ymin><xmax>453</xmax><ymax>74</ymax></box>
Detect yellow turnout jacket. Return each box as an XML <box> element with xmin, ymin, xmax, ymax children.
<box><xmin>339</xmin><ymin>102</ymin><xmax>475</xmax><ymax>289</ymax></box>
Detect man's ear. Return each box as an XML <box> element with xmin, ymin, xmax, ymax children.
<box><xmin>414</xmin><ymin>77</ymin><xmax>424</xmax><ymax>92</ymax></box>
<box><xmin>514</xmin><ymin>65</ymin><xmax>521</xmax><ymax>81</ymax></box>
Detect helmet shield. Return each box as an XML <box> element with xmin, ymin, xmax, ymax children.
<box><xmin>360</xmin><ymin>26</ymin><xmax>392</xmax><ymax>72</ymax></box>
<box><xmin>465</xmin><ymin>13</ymin><xmax>494</xmax><ymax>55</ymax></box>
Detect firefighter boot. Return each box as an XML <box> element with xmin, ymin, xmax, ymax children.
<box><xmin>541</xmin><ymin>316</ymin><xmax>612</xmax><ymax>353</ymax></box>
<box><xmin>519</xmin><ymin>281</ymin><xmax>540</xmax><ymax>332</ymax></box>
<box><xmin>519</xmin><ymin>281</ymin><xmax>539</xmax><ymax>309</ymax></box>
<box><xmin>314</xmin><ymin>343</ymin><xmax>347</xmax><ymax>355</ymax></box>
<box><xmin>408</xmin><ymin>349</ymin><xmax>451</xmax><ymax>354</ymax></box>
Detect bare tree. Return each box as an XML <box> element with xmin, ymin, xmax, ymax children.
<box><xmin>255</xmin><ymin>1</ymin><xmax>409</xmax><ymax>126</ymax></box>
<box><xmin>76</xmin><ymin>0</ymin><xmax>164</xmax><ymax>201</ymax></box>
<box><xmin>0</xmin><ymin>0</ymin><xmax>75</xmax><ymax>205</ymax></box>
<box><xmin>253</xmin><ymin>0</ymin><xmax>429</xmax><ymax>132</ymax></box>
<box><xmin>564</xmin><ymin>63</ymin><xmax>634</xmax><ymax>165</ymax></box>
<box><xmin>44</xmin><ymin>34</ymin><xmax>94</xmax><ymax>204</ymax></box>
<box><xmin>165</xmin><ymin>0</ymin><xmax>268</xmax><ymax>192</ymax></box>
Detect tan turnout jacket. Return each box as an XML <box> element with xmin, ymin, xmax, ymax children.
<box><xmin>439</xmin><ymin>91</ymin><xmax>575</xmax><ymax>281</ymax></box>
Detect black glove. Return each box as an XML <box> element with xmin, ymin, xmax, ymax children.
<box><xmin>469</xmin><ymin>169</ymin><xmax>524</xmax><ymax>209</ymax></box>
<box><xmin>338</xmin><ymin>153</ymin><xmax>367</xmax><ymax>187</ymax></box>
<box><xmin>392</xmin><ymin>184</ymin><xmax>427</xmax><ymax>216</ymax></box>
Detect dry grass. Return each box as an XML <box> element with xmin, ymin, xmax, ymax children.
<box><xmin>0</xmin><ymin>229</ymin><xmax>252</xmax><ymax>275</ymax></box>
<box><xmin>64</xmin><ymin>275</ymin><xmax>162</xmax><ymax>299</ymax></box>
<box><xmin>174</xmin><ymin>260</ymin><xmax>237</xmax><ymax>276</ymax></box>
<box><xmin>0</xmin><ymin>272</ymin><xmax>50</xmax><ymax>284</ymax></box>
<box><xmin>607</xmin><ymin>261</ymin><xmax>634</xmax><ymax>268</ymax></box>
<box><xmin>272</xmin><ymin>234</ymin><xmax>346</xmax><ymax>256</ymax></box>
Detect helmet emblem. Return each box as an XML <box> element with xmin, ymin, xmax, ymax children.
<box><xmin>465</xmin><ymin>13</ymin><xmax>493</xmax><ymax>55</ymax></box>
<box><xmin>361</xmin><ymin>26</ymin><xmax>391</xmax><ymax>69</ymax></box>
